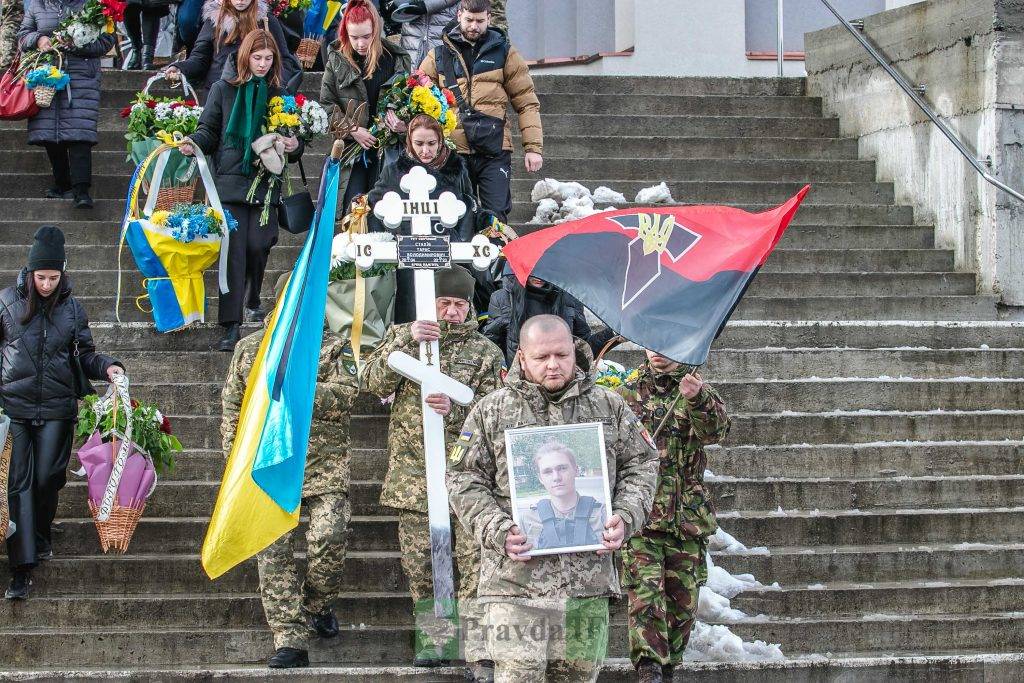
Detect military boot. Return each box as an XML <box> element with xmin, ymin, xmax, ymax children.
<box><xmin>636</xmin><ymin>658</ymin><xmax>663</xmax><ymax>683</ymax></box>
<box><xmin>662</xmin><ymin>663</ymin><xmax>675</xmax><ymax>681</ymax></box>
<box><xmin>267</xmin><ymin>647</ymin><xmax>308</xmax><ymax>668</ymax></box>
<box><xmin>310</xmin><ymin>608</ymin><xmax>339</xmax><ymax>638</ymax></box>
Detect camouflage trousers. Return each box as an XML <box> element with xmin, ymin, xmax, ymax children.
<box><xmin>0</xmin><ymin>0</ymin><xmax>24</xmax><ymax>74</ymax></box>
<box><xmin>481</xmin><ymin>598</ymin><xmax>609</xmax><ymax>683</ymax></box>
<box><xmin>621</xmin><ymin>531</ymin><xmax>707</xmax><ymax>666</ymax></box>
<box><xmin>257</xmin><ymin>492</ymin><xmax>351</xmax><ymax>649</ymax></box>
<box><xmin>397</xmin><ymin>509</ymin><xmax>485</xmax><ymax>661</ymax></box>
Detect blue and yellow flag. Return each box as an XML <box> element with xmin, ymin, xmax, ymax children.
<box><xmin>201</xmin><ymin>158</ymin><xmax>341</xmax><ymax>579</ymax></box>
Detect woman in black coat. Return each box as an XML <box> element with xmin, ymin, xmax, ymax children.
<box><xmin>18</xmin><ymin>0</ymin><xmax>116</xmax><ymax>209</ymax></box>
<box><xmin>165</xmin><ymin>0</ymin><xmax>299</xmax><ymax>95</ymax></box>
<box><xmin>367</xmin><ymin>114</ymin><xmax>476</xmax><ymax>324</ymax></box>
<box><xmin>180</xmin><ymin>29</ymin><xmax>302</xmax><ymax>351</ymax></box>
<box><xmin>0</xmin><ymin>227</ymin><xmax>124</xmax><ymax>600</ymax></box>
<box><xmin>123</xmin><ymin>0</ymin><xmax>174</xmax><ymax>70</ymax></box>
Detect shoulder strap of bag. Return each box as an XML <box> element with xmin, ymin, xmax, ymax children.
<box><xmin>297</xmin><ymin>157</ymin><xmax>307</xmax><ymax>187</ymax></box>
<box><xmin>70</xmin><ymin>298</ymin><xmax>80</xmax><ymax>356</ymax></box>
<box><xmin>438</xmin><ymin>47</ymin><xmax>472</xmax><ymax>115</ymax></box>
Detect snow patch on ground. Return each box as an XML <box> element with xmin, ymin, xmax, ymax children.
<box><xmin>685</xmin><ymin>622</ymin><xmax>786</xmax><ymax>662</ymax></box>
<box><xmin>529</xmin><ymin>179</ymin><xmax>622</xmax><ymax>224</ymax></box>
<box><xmin>635</xmin><ymin>181</ymin><xmax>675</xmax><ymax>204</ymax></box>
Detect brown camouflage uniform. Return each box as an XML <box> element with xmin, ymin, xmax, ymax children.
<box><xmin>615</xmin><ymin>363</ymin><xmax>731</xmax><ymax>667</ymax></box>
<box><xmin>362</xmin><ymin>318</ymin><xmax>504</xmax><ymax>660</ymax></box>
<box><xmin>448</xmin><ymin>341</ymin><xmax>659</xmax><ymax>681</ymax></box>
<box><xmin>221</xmin><ymin>325</ymin><xmax>360</xmax><ymax>650</ymax></box>
<box><xmin>0</xmin><ymin>0</ymin><xmax>24</xmax><ymax>73</ymax></box>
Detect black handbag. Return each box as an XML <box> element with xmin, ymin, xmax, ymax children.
<box><xmin>279</xmin><ymin>158</ymin><xmax>315</xmax><ymax>235</ymax></box>
<box><xmin>69</xmin><ymin>303</ymin><xmax>96</xmax><ymax>400</ymax></box>
<box><xmin>439</xmin><ymin>50</ymin><xmax>505</xmax><ymax>157</ymax></box>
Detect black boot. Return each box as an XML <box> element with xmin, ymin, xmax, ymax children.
<box><xmin>309</xmin><ymin>608</ymin><xmax>339</xmax><ymax>638</ymax></box>
<box><xmin>244</xmin><ymin>307</ymin><xmax>266</xmax><ymax>324</ymax></box>
<box><xmin>5</xmin><ymin>570</ymin><xmax>32</xmax><ymax>600</ymax></box>
<box><xmin>218</xmin><ymin>323</ymin><xmax>241</xmax><ymax>352</ymax></box>
<box><xmin>141</xmin><ymin>45</ymin><xmax>155</xmax><ymax>71</ymax></box>
<box><xmin>44</xmin><ymin>186</ymin><xmax>73</xmax><ymax>199</ymax></box>
<box><xmin>125</xmin><ymin>44</ymin><xmax>142</xmax><ymax>70</ymax></box>
<box><xmin>73</xmin><ymin>187</ymin><xmax>94</xmax><ymax>209</ymax></box>
<box><xmin>662</xmin><ymin>664</ymin><xmax>675</xmax><ymax>681</ymax></box>
<box><xmin>267</xmin><ymin>647</ymin><xmax>308</xmax><ymax>668</ymax></box>
<box><xmin>636</xmin><ymin>659</ymin><xmax>663</xmax><ymax>683</ymax></box>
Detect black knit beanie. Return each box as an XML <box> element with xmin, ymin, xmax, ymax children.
<box><xmin>27</xmin><ymin>226</ymin><xmax>66</xmax><ymax>272</ymax></box>
<box><xmin>434</xmin><ymin>266</ymin><xmax>475</xmax><ymax>302</ymax></box>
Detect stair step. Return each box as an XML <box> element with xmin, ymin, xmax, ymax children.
<box><xmin>717</xmin><ymin>542</ymin><xmax>1024</xmax><ymax>584</ymax></box>
<box><xmin>710</xmin><ymin>441</ymin><xmax>1024</xmax><ymax>478</ymax></box>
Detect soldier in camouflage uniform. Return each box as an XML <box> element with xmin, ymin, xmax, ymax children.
<box><xmin>448</xmin><ymin>315</ymin><xmax>658</xmax><ymax>683</ymax></box>
<box><xmin>0</xmin><ymin>0</ymin><xmax>24</xmax><ymax>73</ymax></box>
<box><xmin>362</xmin><ymin>267</ymin><xmax>504</xmax><ymax>670</ymax></box>
<box><xmin>614</xmin><ymin>349</ymin><xmax>731</xmax><ymax>683</ymax></box>
<box><xmin>221</xmin><ymin>315</ymin><xmax>361</xmax><ymax>670</ymax></box>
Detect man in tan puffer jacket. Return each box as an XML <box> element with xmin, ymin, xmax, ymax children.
<box><xmin>420</xmin><ymin>0</ymin><xmax>542</xmax><ymax>222</ymax></box>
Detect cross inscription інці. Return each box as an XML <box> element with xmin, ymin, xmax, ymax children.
<box><xmin>344</xmin><ymin>165</ymin><xmax>500</xmax><ymax>617</ymax></box>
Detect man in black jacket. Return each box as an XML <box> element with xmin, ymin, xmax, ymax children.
<box><xmin>483</xmin><ymin>272</ymin><xmax>617</xmax><ymax>366</ymax></box>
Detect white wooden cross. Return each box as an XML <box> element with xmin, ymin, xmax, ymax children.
<box><xmin>343</xmin><ymin>165</ymin><xmax>500</xmax><ymax>618</ymax></box>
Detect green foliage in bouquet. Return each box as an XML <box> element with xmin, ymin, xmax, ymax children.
<box><xmin>75</xmin><ymin>394</ymin><xmax>182</xmax><ymax>475</ymax></box>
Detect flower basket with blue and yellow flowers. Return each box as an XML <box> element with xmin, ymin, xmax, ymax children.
<box><xmin>24</xmin><ymin>56</ymin><xmax>69</xmax><ymax>108</ymax></box>
<box><xmin>119</xmin><ymin>142</ymin><xmax>235</xmax><ymax>333</ymax></box>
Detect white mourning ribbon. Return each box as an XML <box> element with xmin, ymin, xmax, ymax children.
<box><xmin>94</xmin><ymin>375</ymin><xmax>158</xmax><ymax>521</ymax></box>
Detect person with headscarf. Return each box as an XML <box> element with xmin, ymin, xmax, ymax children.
<box><xmin>179</xmin><ymin>29</ymin><xmax>303</xmax><ymax>351</ymax></box>
<box><xmin>366</xmin><ymin>113</ymin><xmax>476</xmax><ymax>324</ymax></box>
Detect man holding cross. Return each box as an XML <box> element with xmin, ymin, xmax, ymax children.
<box><xmin>363</xmin><ymin>266</ymin><xmax>504</xmax><ymax>668</ymax></box>
<box><xmin>448</xmin><ymin>315</ymin><xmax>658</xmax><ymax>682</ymax></box>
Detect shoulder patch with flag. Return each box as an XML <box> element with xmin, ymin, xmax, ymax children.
<box><xmin>449</xmin><ymin>430</ymin><xmax>475</xmax><ymax>463</ymax></box>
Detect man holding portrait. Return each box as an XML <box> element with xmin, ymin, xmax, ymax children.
<box><xmin>448</xmin><ymin>314</ymin><xmax>658</xmax><ymax>682</ymax></box>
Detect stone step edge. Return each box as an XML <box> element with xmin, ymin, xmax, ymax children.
<box><xmin>20</xmin><ymin>575</ymin><xmax>1024</xmax><ymax>600</ymax></box>
<box><xmin>63</xmin><ymin>473</ymin><xmax>1024</xmax><ymax>488</ymax></box>
<box><xmin>12</xmin><ymin>541</ymin><xmax>1023</xmax><ymax>563</ymax></box>
<box><xmin>0</xmin><ymin>653</ymin><xmax>1016</xmax><ymax>678</ymax></box>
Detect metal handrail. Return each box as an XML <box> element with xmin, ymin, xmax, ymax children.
<box><xmin>810</xmin><ymin>0</ymin><xmax>1024</xmax><ymax>203</ymax></box>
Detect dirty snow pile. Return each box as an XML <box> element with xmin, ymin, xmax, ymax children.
<box><xmin>528</xmin><ymin>179</ymin><xmax>674</xmax><ymax>224</ymax></box>
<box><xmin>686</xmin><ymin>527</ymin><xmax>786</xmax><ymax>662</ymax></box>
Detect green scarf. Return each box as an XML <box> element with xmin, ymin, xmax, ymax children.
<box><xmin>224</xmin><ymin>76</ymin><xmax>268</xmax><ymax>178</ymax></box>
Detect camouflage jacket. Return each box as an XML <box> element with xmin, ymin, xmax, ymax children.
<box><xmin>615</xmin><ymin>363</ymin><xmax>730</xmax><ymax>539</ymax></box>
<box><xmin>220</xmin><ymin>326</ymin><xmax>360</xmax><ymax>498</ymax></box>
<box><xmin>447</xmin><ymin>341</ymin><xmax>659</xmax><ymax>600</ymax></box>
<box><xmin>362</xmin><ymin>319</ymin><xmax>504</xmax><ymax>513</ymax></box>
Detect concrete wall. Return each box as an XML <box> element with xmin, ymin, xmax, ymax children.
<box><xmin>516</xmin><ymin>0</ymin><xmax>882</xmax><ymax>77</ymax></box>
<box><xmin>806</xmin><ymin>0</ymin><xmax>1024</xmax><ymax>305</ymax></box>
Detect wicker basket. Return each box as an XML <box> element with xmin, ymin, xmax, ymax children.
<box><xmin>154</xmin><ymin>178</ymin><xmax>198</xmax><ymax>212</ymax></box>
<box><xmin>33</xmin><ymin>85</ymin><xmax>56</xmax><ymax>108</ymax></box>
<box><xmin>88</xmin><ymin>500</ymin><xmax>146</xmax><ymax>553</ymax></box>
<box><xmin>296</xmin><ymin>37</ymin><xmax>322</xmax><ymax>69</ymax></box>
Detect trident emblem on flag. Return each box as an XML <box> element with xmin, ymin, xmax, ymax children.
<box><xmin>608</xmin><ymin>213</ymin><xmax>702</xmax><ymax>308</ymax></box>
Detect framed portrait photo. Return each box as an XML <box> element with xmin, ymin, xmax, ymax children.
<box><xmin>504</xmin><ymin>422</ymin><xmax>613</xmax><ymax>557</ymax></box>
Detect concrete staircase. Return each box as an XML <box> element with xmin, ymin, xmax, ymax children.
<box><xmin>0</xmin><ymin>72</ymin><xmax>1022</xmax><ymax>680</ymax></box>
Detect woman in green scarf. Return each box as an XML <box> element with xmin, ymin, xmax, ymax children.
<box><xmin>182</xmin><ymin>29</ymin><xmax>304</xmax><ymax>351</ymax></box>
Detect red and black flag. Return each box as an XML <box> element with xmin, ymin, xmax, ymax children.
<box><xmin>503</xmin><ymin>186</ymin><xmax>810</xmax><ymax>366</ymax></box>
